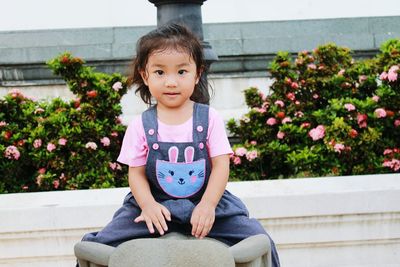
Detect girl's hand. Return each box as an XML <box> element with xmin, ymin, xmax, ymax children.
<box><xmin>190</xmin><ymin>200</ymin><xmax>216</xmax><ymax>239</ymax></box>
<box><xmin>134</xmin><ymin>200</ymin><xmax>171</xmax><ymax>235</ymax></box>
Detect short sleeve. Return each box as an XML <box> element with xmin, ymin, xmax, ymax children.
<box><xmin>117</xmin><ymin>115</ymin><xmax>148</xmax><ymax>167</ymax></box>
<box><xmin>207</xmin><ymin>107</ymin><xmax>234</xmax><ymax>157</ymax></box>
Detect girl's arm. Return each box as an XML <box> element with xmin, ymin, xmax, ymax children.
<box><xmin>190</xmin><ymin>154</ymin><xmax>230</xmax><ymax>239</ymax></box>
<box><xmin>129</xmin><ymin>166</ymin><xmax>171</xmax><ymax>235</ymax></box>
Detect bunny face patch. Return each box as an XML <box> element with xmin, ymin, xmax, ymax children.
<box><xmin>156</xmin><ymin>146</ymin><xmax>205</xmax><ymax>198</ymax></box>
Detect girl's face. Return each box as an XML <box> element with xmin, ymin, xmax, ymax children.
<box><xmin>141</xmin><ymin>48</ymin><xmax>200</xmax><ymax>110</ymax></box>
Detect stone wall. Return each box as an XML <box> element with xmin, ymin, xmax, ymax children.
<box><xmin>0</xmin><ymin>174</ymin><xmax>399</xmax><ymax>267</ymax></box>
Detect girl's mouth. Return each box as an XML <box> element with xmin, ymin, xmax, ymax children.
<box><xmin>164</xmin><ymin>92</ymin><xmax>180</xmax><ymax>96</ymax></box>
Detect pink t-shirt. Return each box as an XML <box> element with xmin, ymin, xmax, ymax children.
<box><xmin>117</xmin><ymin>107</ymin><xmax>233</xmax><ymax>167</ymax></box>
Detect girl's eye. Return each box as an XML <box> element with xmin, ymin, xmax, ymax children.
<box><xmin>178</xmin><ymin>70</ymin><xmax>187</xmax><ymax>75</ymax></box>
<box><xmin>155</xmin><ymin>70</ymin><xmax>164</xmax><ymax>75</ymax></box>
<box><xmin>189</xmin><ymin>170</ymin><xmax>194</xmax><ymax>175</ymax></box>
<box><xmin>168</xmin><ymin>170</ymin><xmax>174</xmax><ymax>176</ymax></box>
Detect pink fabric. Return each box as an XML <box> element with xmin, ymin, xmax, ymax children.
<box><xmin>117</xmin><ymin>107</ymin><xmax>233</xmax><ymax>167</ymax></box>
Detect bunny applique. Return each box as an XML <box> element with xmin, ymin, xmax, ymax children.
<box><xmin>156</xmin><ymin>146</ymin><xmax>205</xmax><ymax>198</ymax></box>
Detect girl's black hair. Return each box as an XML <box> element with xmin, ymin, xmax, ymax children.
<box><xmin>127</xmin><ymin>23</ymin><xmax>210</xmax><ymax>105</ymax></box>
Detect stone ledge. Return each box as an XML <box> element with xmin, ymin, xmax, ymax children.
<box><xmin>0</xmin><ymin>173</ymin><xmax>399</xmax><ymax>267</ymax></box>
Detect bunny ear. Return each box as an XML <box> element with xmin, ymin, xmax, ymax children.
<box><xmin>168</xmin><ymin>146</ymin><xmax>179</xmax><ymax>163</ymax></box>
<box><xmin>184</xmin><ymin>146</ymin><xmax>194</xmax><ymax>163</ymax></box>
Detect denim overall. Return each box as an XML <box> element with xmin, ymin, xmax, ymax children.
<box><xmin>82</xmin><ymin>103</ymin><xmax>280</xmax><ymax>266</ymax></box>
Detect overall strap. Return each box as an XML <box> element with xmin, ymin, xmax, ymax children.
<box><xmin>142</xmin><ymin>105</ymin><xmax>158</xmax><ymax>144</ymax></box>
<box><xmin>192</xmin><ymin>103</ymin><xmax>209</xmax><ymax>143</ymax></box>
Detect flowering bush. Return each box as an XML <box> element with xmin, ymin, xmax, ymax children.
<box><xmin>228</xmin><ymin>39</ymin><xmax>400</xmax><ymax>180</ymax></box>
<box><xmin>0</xmin><ymin>53</ymin><xmax>128</xmax><ymax>193</ymax></box>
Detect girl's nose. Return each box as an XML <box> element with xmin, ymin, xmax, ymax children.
<box><xmin>165</xmin><ymin>75</ymin><xmax>178</xmax><ymax>87</ymax></box>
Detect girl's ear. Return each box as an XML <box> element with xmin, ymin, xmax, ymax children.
<box><xmin>140</xmin><ymin>70</ymin><xmax>149</xmax><ymax>86</ymax></box>
<box><xmin>195</xmin><ymin>68</ymin><xmax>203</xmax><ymax>85</ymax></box>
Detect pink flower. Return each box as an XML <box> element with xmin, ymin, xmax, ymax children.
<box><xmin>388</xmin><ymin>65</ymin><xmax>399</xmax><ymax>82</ymax></box>
<box><xmin>266</xmin><ymin>117</ymin><xmax>277</xmax><ymax>126</ymax></box>
<box><xmin>388</xmin><ymin>72</ymin><xmax>398</xmax><ymax>82</ymax></box>
<box><xmin>109</xmin><ymin>162</ymin><xmax>122</xmax><ymax>170</ymax></box>
<box><xmin>111</xmin><ymin>132</ymin><xmax>118</xmax><ymax>137</ymax></box>
<box><xmin>338</xmin><ymin>69</ymin><xmax>345</xmax><ymax>76</ymax></box>
<box><xmin>307</xmin><ymin>63</ymin><xmax>317</xmax><ymax>70</ymax></box>
<box><xmin>253</xmin><ymin>107</ymin><xmax>266</xmax><ymax>113</ymax></box>
<box><xmin>295</xmin><ymin>58</ymin><xmax>304</xmax><ymax>65</ymax></box>
<box><xmin>4</xmin><ymin>146</ymin><xmax>20</xmax><ymax>160</ymax></box>
<box><xmin>374</xmin><ymin>108</ymin><xmax>387</xmax><ymax>118</ymax></box>
<box><xmin>359</xmin><ymin>75</ymin><xmax>367</xmax><ymax>83</ymax></box>
<box><xmin>372</xmin><ymin>95</ymin><xmax>380</xmax><ymax>102</ymax></box>
<box><xmin>112</xmin><ymin>81</ymin><xmax>123</xmax><ymax>91</ymax></box>
<box><xmin>100</xmin><ymin>137</ymin><xmax>111</xmax><ymax>147</ymax></box>
<box><xmin>394</xmin><ymin>120</ymin><xmax>400</xmax><ymax>127</ymax></box>
<box><xmin>383</xmin><ymin>159</ymin><xmax>400</xmax><ymax>171</ymax></box>
<box><xmin>334</xmin><ymin>143</ymin><xmax>345</xmax><ymax>153</ymax></box>
<box><xmin>290</xmin><ymin>82</ymin><xmax>299</xmax><ymax>89</ymax></box>
<box><xmin>357</xmin><ymin>113</ymin><xmax>368</xmax><ymax>128</ymax></box>
<box><xmin>233</xmin><ymin>156</ymin><xmax>241</xmax><ymax>165</ymax></box>
<box><xmin>308</xmin><ymin>125</ymin><xmax>325</xmax><ymax>141</ymax></box>
<box><xmin>235</xmin><ymin>147</ymin><xmax>247</xmax><ymax>157</ymax></box>
<box><xmin>53</xmin><ymin>180</ymin><xmax>60</xmax><ymax>189</ymax></box>
<box><xmin>313</xmin><ymin>94</ymin><xmax>319</xmax><ymax>99</ymax></box>
<box><xmin>274</xmin><ymin>100</ymin><xmax>285</xmax><ymax>108</ymax></box>
<box><xmin>295</xmin><ymin>111</ymin><xmax>304</xmax><ymax>117</ymax></box>
<box><xmin>383</xmin><ymin>149</ymin><xmax>393</xmax><ymax>155</ymax></box>
<box><xmin>301</xmin><ymin>122</ymin><xmax>311</xmax><ymax>128</ymax></box>
<box><xmin>379</xmin><ymin>71</ymin><xmax>388</xmax><ymax>80</ymax></box>
<box><xmin>9</xmin><ymin>89</ymin><xmax>24</xmax><ymax>98</ymax></box>
<box><xmin>60</xmin><ymin>173</ymin><xmax>66</xmax><ymax>180</ymax></box>
<box><xmin>47</xmin><ymin>143</ymin><xmax>56</xmax><ymax>152</ymax></box>
<box><xmin>109</xmin><ymin>162</ymin><xmax>117</xmax><ymax>170</ymax></box>
<box><xmin>38</xmin><ymin>168</ymin><xmax>46</xmax><ymax>174</ymax></box>
<box><xmin>277</xmin><ymin>131</ymin><xmax>285</xmax><ymax>139</ymax></box>
<box><xmin>34</xmin><ymin>108</ymin><xmax>45</xmax><ymax>114</ymax></box>
<box><xmin>246</xmin><ymin>150</ymin><xmax>258</xmax><ymax>161</ymax></box>
<box><xmin>58</xmin><ymin>138</ymin><xmax>67</xmax><ymax>146</ymax></box>
<box><xmin>0</xmin><ymin>121</ymin><xmax>8</xmax><ymax>127</ymax></box>
<box><xmin>33</xmin><ymin>139</ymin><xmax>42</xmax><ymax>148</ymax></box>
<box><xmin>286</xmin><ymin>92</ymin><xmax>296</xmax><ymax>101</ymax></box>
<box><xmin>282</xmin><ymin>117</ymin><xmax>292</xmax><ymax>124</ymax></box>
<box><xmin>344</xmin><ymin>103</ymin><xmax>356</xmax><ymax>111</ymax></box>
<box><xmin>85</xmin><ymin>142</ymin><xmax>97</xmax><ymax>150</ymax></box>
<box><xmin>250</xmin><ymin>141</ymin><xmax>257</xmax><ymax>145</ymax></box>
<box><xmin>262</xmin><ymin>102</ymin><xmax>269</xmax><ymax>109</ymax></box>
<box><xmin>259</xmin><ymin>92</ymin><xmax>267</xmax><ymax>101</ymax></box>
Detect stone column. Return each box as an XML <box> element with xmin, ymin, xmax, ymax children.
<box><xmin>148</xmin><ymin>0</ymin><xmax>218</xmax><ymax>104</ymax></box>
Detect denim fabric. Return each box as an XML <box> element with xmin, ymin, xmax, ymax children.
<box><xmin>82</xmin><ymin>103</ymin><xmax>280</xmax><ymax>266</ymax></box>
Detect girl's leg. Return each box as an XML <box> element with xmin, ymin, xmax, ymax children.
<box><xmin>82</xmin><ymin>196</ymin><xmax>153</xmax><ymax>247</ymax></box>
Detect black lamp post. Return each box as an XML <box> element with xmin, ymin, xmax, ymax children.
<box><xmin>148</xmin><ymin>0</ymin><xmax>218</xmax><ymax>104</ymax></box>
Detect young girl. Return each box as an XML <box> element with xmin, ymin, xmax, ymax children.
<box><xmin>82</xmin><ymin>23</ymin><xmax>280</xmax><ymax>266</ymax></box>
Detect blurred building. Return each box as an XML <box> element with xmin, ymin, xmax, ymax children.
<box><xmin>1</xmin><ymin>16</ymin><xmax>400</xmax><ymax>124</ymax></box>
